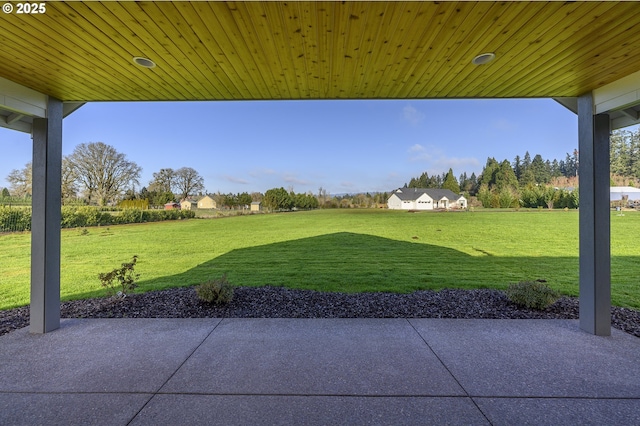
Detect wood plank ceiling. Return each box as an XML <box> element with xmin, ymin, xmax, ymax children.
<box><xmin>1</xmin><ymin>1</ymin><xmax>639</xmax><ymax>102</ymax></box>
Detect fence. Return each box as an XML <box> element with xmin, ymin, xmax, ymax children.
<box><xmin>0</xmin><ymin>206</ymin><xmax>195</xmax><ymax>233</ymax></box>
<box><xmin>0</xmin><ymin>206</ymin><xmax>32</xmax><ymax>232</ymax></box>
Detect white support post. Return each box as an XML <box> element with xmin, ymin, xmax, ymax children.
<box><xmin>30</xmin><ymin>97</ymin><xmax>63</xmax><ymax>334</ymax></box>
<box><xmin>578</xmin><ymin>92</ymin><xmax>611</xmax><ymax>336</ymax></box>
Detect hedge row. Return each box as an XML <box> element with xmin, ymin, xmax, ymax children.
<box><xmin>0</xmin><ymin>206</ymin><xmax>196</xmax><ymax>232</ymax></box>
<box><xmin>0</xmin><ymin>207</ymin><xmax>31</xmax><ymax>232</ymax></box>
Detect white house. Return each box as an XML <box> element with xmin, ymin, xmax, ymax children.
<box><xmin>610</xmin><ymin>186</ymin><xmax>640</xmax><ymax>202</ymax></box>
<box><xmin>387</xmin><ymin>188</ymin><xmax>467</xmax><ymax>210</ymax></box>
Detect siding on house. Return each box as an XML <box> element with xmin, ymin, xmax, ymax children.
<box><xmin>180</xmin><ymin>200</ymin><xmax>197</xmax><ymax>210</ymax></box>
<box><xmin>387</xmin><ymin>188</ymin><xmax>467</xmax><ymax>210</ymax></box>
<box><xmin>610</xmin><ymin>186</ymin><xmax>640</xmax><ymax>201</ymax></box>
<box><xmin>197</xmin><ymin>195</ymin><xmax>217</xmax><ymax>209</ymax></box>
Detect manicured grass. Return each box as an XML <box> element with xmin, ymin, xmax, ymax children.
<box><xmin>1</xmin><ymin>209</ymin><xmax>639</xmax><ymax>310</ymax></box>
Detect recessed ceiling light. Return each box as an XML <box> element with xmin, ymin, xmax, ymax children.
<box><xmin>132</xmin><ymin>57</ymin><xmax>156</xmax><ymax>68</ymax></box>
<box><xmin>472</xmin><ymin>53</ymin><xmax>496</xmax><ymax>65</ymax></box>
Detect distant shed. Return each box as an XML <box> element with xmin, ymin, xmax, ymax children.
<box><xmin>251</xmin><ymin>201</ymin><xmax>262</xmax><ymax>212</ymax></box>
<box><xmin>180</xmin><ymin>199</ymin><xmax>197</xmax><ymax>210</ymax></box>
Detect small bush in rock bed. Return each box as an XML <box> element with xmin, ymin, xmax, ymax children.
<box><xmin>196</xmin><ymin>275</ymin><xmax>234</xmax><ymax>304</ymax></box>
<box><xmin>504</xmin><ymin>281</ymin><xmax>560</xmax><ymax>310</ymax></box>
<box><xmin>98</xmin><ymin>255</ymin><xmax>140</xmax><ymax>298</ymax></box>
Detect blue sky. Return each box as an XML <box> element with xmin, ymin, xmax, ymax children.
<box><xmin>1</xmin><ymin>98</ymin><xmax>583</xmax><ymax>195</ymax></box>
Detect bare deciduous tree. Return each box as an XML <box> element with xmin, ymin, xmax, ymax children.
<box><xmin>148</xmin><ymin>168</ymin><xmax>175</xmax><ymax>193</ymax></box>
<box><xmin>61</xmin><ymin>157</ymin><xmax>78</xmax><ymax>202</ymax></box>
<box><xmin>6</xmin><ymin>162</ymin><xmax>32</xmax><ymax>197</ymax></box>
<box><xmin>67</xmin><ymin>142</ymin><xmax>141</xmax><ymax>206</ymax></box>
<box><xmin>6</xmin><ymin>160</ymin><xmax>78</xmax><ymax>203</ymax></box>
<box><xmin>174</xmin><ymin>167</ymin><xmax>204</xmax><ymax>200</ymax></box>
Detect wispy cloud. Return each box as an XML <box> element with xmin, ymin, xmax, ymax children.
<box><xmin>490</xmin><ymin>118</ymin><xmax>517</xmax><ymax>131</ymax></box>
<box><xmin>407</xmin><ymin>144</ymin><xmax>433</xmax><ymax>162</ymax></box>
<box><xmin>402</xmin><ymin>105</ymin><xmax>426</xmax><ymax>126</ymax></box>
<box><xmin>408</xmin><ymin>144</ymin><xmax>425</xmax><ymax>153</ymax></box>
<box><xmin>283</xmin><ymin>174</ymin><xmax>310</xmax><ymax>185</ymax></box>
<box><xmin>249</xmin><ymin>168</ymin><xmax>277</xmax><ymax>177</ymax></box>
<box><xmin>222</xmin><ymin>175</ymin><xmax>249</xmax><ymax>185</ymax></box>
<box><xmin>407</xmin><ymin>144</ymin><xmax>480</xmax><ymax>173</ymax></box>
<box><xmin>431</xmin><ymin>156</ymin><xmax>481</xmax><ymax>172</ymax></box>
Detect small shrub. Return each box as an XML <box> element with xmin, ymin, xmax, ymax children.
<box><xmin>505</xmin><ymin>281</ymin><xmax>560</xmax><ymax>310</ymax></box>
<box><xmin>98</xmin><ymin>255</ymin><xmax>140</xmax><ymax>298</ymax></box>
<box><xmin>196</xmin><ymin>275</ymin><xmax>234</xmax><ymax>304</ymax></box>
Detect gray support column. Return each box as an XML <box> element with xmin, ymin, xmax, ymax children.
<box><xmin>578</xmin><ymin>93</ymin><xmax>611</xmax><ymax>336</ymax></box>
<box><xmin>30</xmin><ymin>97</ymin><xmax>63</xmax><ymax>333</ymax></box>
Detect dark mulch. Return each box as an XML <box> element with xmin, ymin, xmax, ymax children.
<box><xmin>2</xmin><ymin>286</ymin><xmax>639</xmax><ymax>338</ymax></box>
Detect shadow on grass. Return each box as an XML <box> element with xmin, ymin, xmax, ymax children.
<box><xmin>138</xmin><ymin>232</ymin><xmax>581</xmax><ymax>295</ymax></box>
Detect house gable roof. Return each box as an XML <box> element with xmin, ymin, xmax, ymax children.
<box><xmin>391</xmin><ymin>188</ymin><xmax>463</xmax><ymax>202</ymax></box>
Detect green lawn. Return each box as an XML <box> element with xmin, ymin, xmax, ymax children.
<box><xmin>1</xmin><ymin>209</ymin><xmax>639</xmax><ymax>310</ymax></box>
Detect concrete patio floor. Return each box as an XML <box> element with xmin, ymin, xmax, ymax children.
<box><xmin>1</xmin><ymin>318</ymin><xmax>639</xmax><ymax>425</ymax></box>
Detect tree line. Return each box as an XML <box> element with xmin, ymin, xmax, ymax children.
<box><xmin>1</xmin><ymin>141</ymin><xmax>324</xmax><ymax>211</ymax></box>
<box><xmin>405</xmin><ymin>151</ymin><xmax>579</xmax><ymax>194</ymax></box>
<box><xmin>403</xmin><ymin>128</ymin><xmax>640</xmax><ymax>209</ymax></box>
<box><xmin>137</xmin><ymin>166</ymin><xmax>205</xmax><ymax>207</ymax></box>
<box><xmin>405</xmin><ymin>151</ymin><xmax>580</xmax><ymax>209</ymax></box>
<box><xmin>610</xmin><ymin>129</ymin><xmax>640</xmax><ymax>182</ymax></box>
<box><xmin>3</xmin><ymin>142</ymin><xmax>207</xmax><ymax>207</ymax></box>
<box><xmin>262</xmin><ymin>187</ymin><xmax>319</xmax><ymax>211</ymax></box>
<box><xmin>4</xmin><ymin>128</ymin><xmax>638</xmax><ymax>210</ymax></box>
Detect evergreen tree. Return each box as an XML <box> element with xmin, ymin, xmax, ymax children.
<box><xmin>610</xmin><ymin>130</ymin><xmax>632</xmax><ymax>177</ymax></box>
<box><xmin>513</xmin><ymin>155</ymin><xmax>522</xmax><ymax>181</ymax></box>
<box><xmin>417</xmin><ymin>172</ymin><xmax>429</xmax><ymax>187</ymax></box>
<box><xmin>459</xmin><ymin>172</ymin><xmax>467</xmax><ymax>187</ymax></box>
<box><xmin>477</xmin><ymin>184</ymin><xmax>492</xmax><ymax>208</ymax></box>
<box><xmin>263</xmin><ymin>187</ymin><xmax>293</xmax><ymax>210</ymax></box>
<box><xmin>442</xmin><ymin>168</ymin><xmax>460</xmax><ymax>193</ymax></box>
<box><xmin>494</xmin><ymin>160</ymin><xmax>518</xmax><ymax>190</ymax></box>
<box><xmin>479</xmin><ymin>157</ymin><xmax>499</xmax><ymax>187</ymax></box>
<box><xmin>459</xmin><ymin>172</ymin><xmax>473</xmax><ymax>194</ymax></box>
<box><xmin>519</xmin><ymin>168</ymin><xmax>536</xmax><ymax>186</ymax></box>
<box><xmin>631</xmin><ymin>130</ymin><xmax>640</xmax><ymax>180</ymax></box>
<box><xmin>522</xmin><ymin>151</ymin><xmax>532</xmax><ymax>176</ymax></box>
<box><xmin>237</xmin><ymin>192</ymin><xmax>253</xmax><ymax>206</ymax></box>
<box><xmin>545</xmin><ymin>159</ymin><xmax>553</xmax><ymax>178</ymax></box>
<box><xmin>563</xmin><ymin>152</ymin><xmax>578</xmax><ymax>178</ymax></box>
<box><xmin>468</xmin><ymin>172</ymin><xmax>478</xmax><ymax>195</ymax></box>
<box><xmin>530</xmin><ymin>154</ymin><xmax>550</xmax><ymax>184</ymax></box>
<box><xmin>551</xmin><ymin>159</ymin><xmax>561</xmax><ymax>178</ymax></box>
<box><xmin>559</xmin><ymin>159</ymin><xmax>567</xmax><ymax>177</ymax></box>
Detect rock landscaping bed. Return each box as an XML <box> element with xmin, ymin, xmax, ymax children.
<box><xmin>2</xmin><ymin>286</ymin><xmax>639</xmax><ymax>338</ymax></box>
